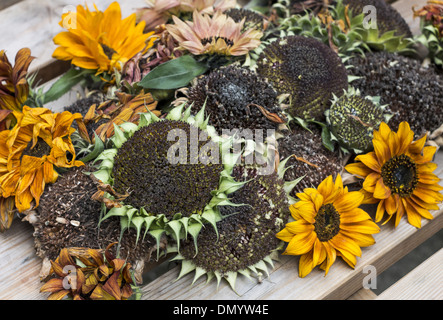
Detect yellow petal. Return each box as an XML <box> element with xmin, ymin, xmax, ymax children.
<box><xmin>355</xmin><ymin>152</ymin><xmax>381</xmax><ymax>173</ymax></box>
<box><xmin>333</xmin><ymin>191</ymin><xmax>364</xmax><ymax>213</ymax></box>
<box><xmin>284</xmin><ymin>231</ymin><xmax>317</xmax><ymax>256</ymax></box>
<box><xmin>345</xmin><ymin>162</ymin><xmax>373</xmax><ymax>178</ymax></box>
<box><xmin>373</xmin><ymin>178</ymin><xmax>391</xmax><ymax>199</ymax></box>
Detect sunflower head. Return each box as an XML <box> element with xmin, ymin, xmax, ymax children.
<box><xmin>40</xmin><ymin>243</ymin><xmax>137</xmax><ymax>300</ymax></box>
<box><xmin>52</xmin><ymin>2</ymin><xmax>156</xmax><ymax>76</ymax></box>
<box><xmin>326</xmin><ymin>87</ymin><xmax>391</xmax><ymax>154</ymax></box>
<box><xmin>0</xmin><ymin>48</ymin><xmax>34</xmax><ymax>112</ymax></box>
<box><xmin>276</xmin><ymin>174</ymin><xmax>380</xmax><ymax>277</ymax></box>
<box><xmin>280</xmin><ymin>0</ymin><xmax>331</xmax><ymax>16</ymax></box>
<box><xmin>0</xmin><ymin>107</ymin><xmax>84</xmax><ymax>219</ymax></box>
<box><xmin>277</xmin><ymin>121</ymin><xmax>344</xmax><ymax>198</ymax></box>
<box><xmin>346</xmin><ymin>121</ymin><xmax>443</xmax><ymax>228</ymax></box>
<box><xmin>225</xmin><ymin>8</ymin><xmax>268</xmax><ymax>32</ymax></box>
<box><xmin>343</xmin><ymin>0</ymin><xmax>412</xmax><ymax>38</ymax></box>
<box><xmin>256</xmin><ymin>35</ymin><xmax>348</xmax><ymax>121</ymax></box>
<box><xmin>31</xmin><ymin>165</ymin><xmax>157</xmax><ymax>283</ymax></box>
<box><xmin>347</xmin><ymin>51</ymin><xmax>443</xmax><ymax>144</ymax></box>
<box><xmin>173</xmin><ymin>160</ymin><xmax>291</xmax><ymax>291</ymax></box>
<box><xmin>165</xmin><ymin>10</ymin><xmax>263</xmax><ymax>67</ymax></box>
<box><xmin>183</xmin><ymin>65</ymin><xmax>286</xmax><ymax>135</ymax></box>
<box><xmin>94</xmin><ymin>104</ymin><xmax>246</xmax><ymax>254</ymax></box>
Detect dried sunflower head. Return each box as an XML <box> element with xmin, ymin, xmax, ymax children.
<box><xmin>278</xmin><ymin>121</ymin><xmax>344</xmax><ymax>198</ymax></box>
<box><xmin>181</xmin><ymin>65</ymin><xmax>286</xmax><ymax>135</ymax></box>
<box><xmin>326</xmin><ymin>87</ymin><xmax>391</xmax><ymax>154</ymax></box>
<box><xmin>225</xmin><ymin>8</ymin><xmax>268</xmax><ymax>32</ymax></box>
<box><xmin>342</xmin><ymin>0</ymin><xmax>412</xmax><ymax>38</ymax></box>
<box><xmin>30</xmin><ymin>165</ymin><xmax>157</xmax><ymax>283</ymax></box>
<box><xmin>274</xmin><ymin>0</ymin><xmax>415</xmax><ymax>57</ymax></box>
<box><xmin>277</xmin><ymin>0</ymin><xmax>331</xmax><ymax>16</ymax></box>
<box><xmin>40</xmin><ymin>242</ymin><xmax>138</xmax><ymax>300</ymax></box>
<box><xmin>347</xmin><ymin>51</ymin><xmax>443</xmax><ymax>146</ymax></box>
<box><xmin>256</xmin><ymin>35</ymin><xmax>348</xmax><ymax>121</ymax></box>
<box><xmin>93</xmin><ymin>104</ymin><xmax>248</xmax><ymax>253</ymax></box>
<box><xmin>173</xmin><ymin>159</ymin><xmax>294</xmax><ymax>291</ymax></box>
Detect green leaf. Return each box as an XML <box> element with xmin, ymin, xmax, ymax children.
<box><xmin>139</xmin><ymin>55</ymin><xmax>208</xmax><ymax>90</ymax></box>
<box><xmin>78</xmin><ymin>133</ymin><xmax>104</xmax><ymax>163</ymax></box>
<box><xmin>42</xmin><ymin>68</ymin><xmax>92</xmax><ymax>104</ymax></box>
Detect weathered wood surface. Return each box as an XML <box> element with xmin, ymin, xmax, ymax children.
<box><xmin>0</xmin><ymin>0</ymin><xmax>442</xmax><ymax>301</ymax></box>
<box><xmin>375</xmin><ymin>248</ymin><xmax>443</xmax><ymax>300</ymax></box>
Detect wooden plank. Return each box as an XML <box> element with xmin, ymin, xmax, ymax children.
<box><xmin>140</xmin><ymin>151</ymin><xmax>443</xmax><ymax>300</ymax></box>
<box><xmin>0</xmin><ymin>0</ymin><xmax>23</xmax><ymax>10</ymax></box>
<box><xmin>376</xmin><ymin>248</ymin><xmax>443</xmax><ymax>300</ymax></box>
<box><xmin>0</xmin><ymin>221</ymin><xmax>46</xmax><ymax>300</ymax></box>
<box><xmin>391</xmin><ymin>0</ymin><xmax>429</xmax><ymax>36</ymax></box>
<box><xmin>347</xmin><ymin>288</ymin><xmax>377</xmax><ymax>300</ymax></box>
<box><xmin>0</xmin><ymin>0</ymin><xmax>146</xmax><ymax>84</ymax></box>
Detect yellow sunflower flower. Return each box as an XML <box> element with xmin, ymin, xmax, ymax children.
<box><xmin>0</xmin><ymin>106</ymin><xmax>84</xmax><ymax>215</ymax></box>
<box><xmin>276</xmin><ymin>174</ymin><xmax>380</xmax><ymax>277</ymax></box>
<box><xmin>166</xmin><ymin>10</ymin><xmax>263</xmax><ymax>56</ymax></box>
<box><xmin>0</xmin><ymin>48</ymin><xmax>34</xmax><ymax>112</ymax></box>
<box><xmin>52</xmin><ymin>2</ymin><xmax>156</xmax><ymax>75</ymax></box>
<box><xmin>345</xmin><ymin>122</ymin><xmax>443</xmax><ymax>228</ymax></box>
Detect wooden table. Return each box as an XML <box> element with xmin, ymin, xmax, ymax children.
<box><xmin>0</xmin><ymin>0</ymin><xmax>441</xmax><ymax>300</ymax></box>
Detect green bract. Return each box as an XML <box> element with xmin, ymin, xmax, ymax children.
<box><xmin>417</xmin><ymin>24</ymin><xmax>443</xmax><ymax>67</ymax></box>
<box><xmin>93</xmin><ymin>104</ymin><xmax>247</xmax><ymax>255</ymax></box>
<box><xmin>273</xmin><ymin>0</ymin><xmax>415</xmax><ymax>57</ymax></box>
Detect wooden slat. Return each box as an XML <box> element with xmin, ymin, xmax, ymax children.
<box><xmin>376</xmin><ymin>248</ymin><xmax>443</xmax><ymax>300</ymax></box>
<box><xmin>0</xmin><ymin>0</ymin><xmax>23</xmax><ymax>10</ymax></box>
<box><xmin>0</xmin><ymin>0</ymin><xmax>146</xmax><ymax>84</ymax></box>
<box><xmin>141</xmin><ymin>152</ymin><xmax>443</xmax><ymax>300</ymax></box>
<box><xmin>0</xmin><ymin>221</ymin><xmax>46</xmax><ymax>300</ymax></box>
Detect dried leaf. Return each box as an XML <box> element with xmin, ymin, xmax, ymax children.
<box><xmin>246</xmin><ymin>103</ymin><xmax>287</xmax><ymax>124</ymax></box>
<box><xmin>292</xmin><ymin>154</ymin><xmax>320</xmax><ymax>169</ymax></box>
<box><xmin>89</xmin><ymin>284</ymin><xmax>117</xmax><ymax>300</ymax></box>
<box><xmin>40</xmin><ymin>278</ymin><xmax>65</xmax><ymax>293</ymax></box>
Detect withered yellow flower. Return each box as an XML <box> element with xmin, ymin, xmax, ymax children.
<box><xmin>346</xmin><ymin>122</ymin><xmax>443</xmax><ymax>228</ymax></box>
<box><xmin>166</xmin><ymin>10</ymin><xmax>263</xmax><ymax>56</ymax></box>
<box><xmin>40</xmin><ymin>243</ymin><xmax>135</xmax><ymax>300</ymax></box>
<box><xmin>80</xmin><ymin>91</ymin><xmax>159</xmax><ymax>142</ymax></box>
<box><xmin>0</xmin><ymin>106</ymin><xmax>84</xmax><ymax>215</ymax></box>
<box><xmin>52</xmin><ymin>2</ymin><xmax>156</xmax><ymax>75</ymax></box>
<box><xmin>0</xmin><ymin>48</ymin><xmax>34</xmax><ymax>112</ymax></box>
<box><xmin>276</xmin><ymin>174</ymin><xmax>380</xmax><ymax>277</ymax></box>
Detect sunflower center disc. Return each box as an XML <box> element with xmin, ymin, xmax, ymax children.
<box><xmin>21</xmin><ymin>137</ymin><xmax>51</xmax><ymax>159</ymax></box>
<box><xmin>381</xmin><ymin>154</ymin><xmax>418</xmax><ymax>197</ymax></box>
<box><xmin>201</xmin><ymin>36</ymin><xmax>234</xmax><ymax>47</ymax></box>
<box><xmin>314</xmin><ymin>203</ymin><xmax>340</xmax><ymax>242</ymax></box>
